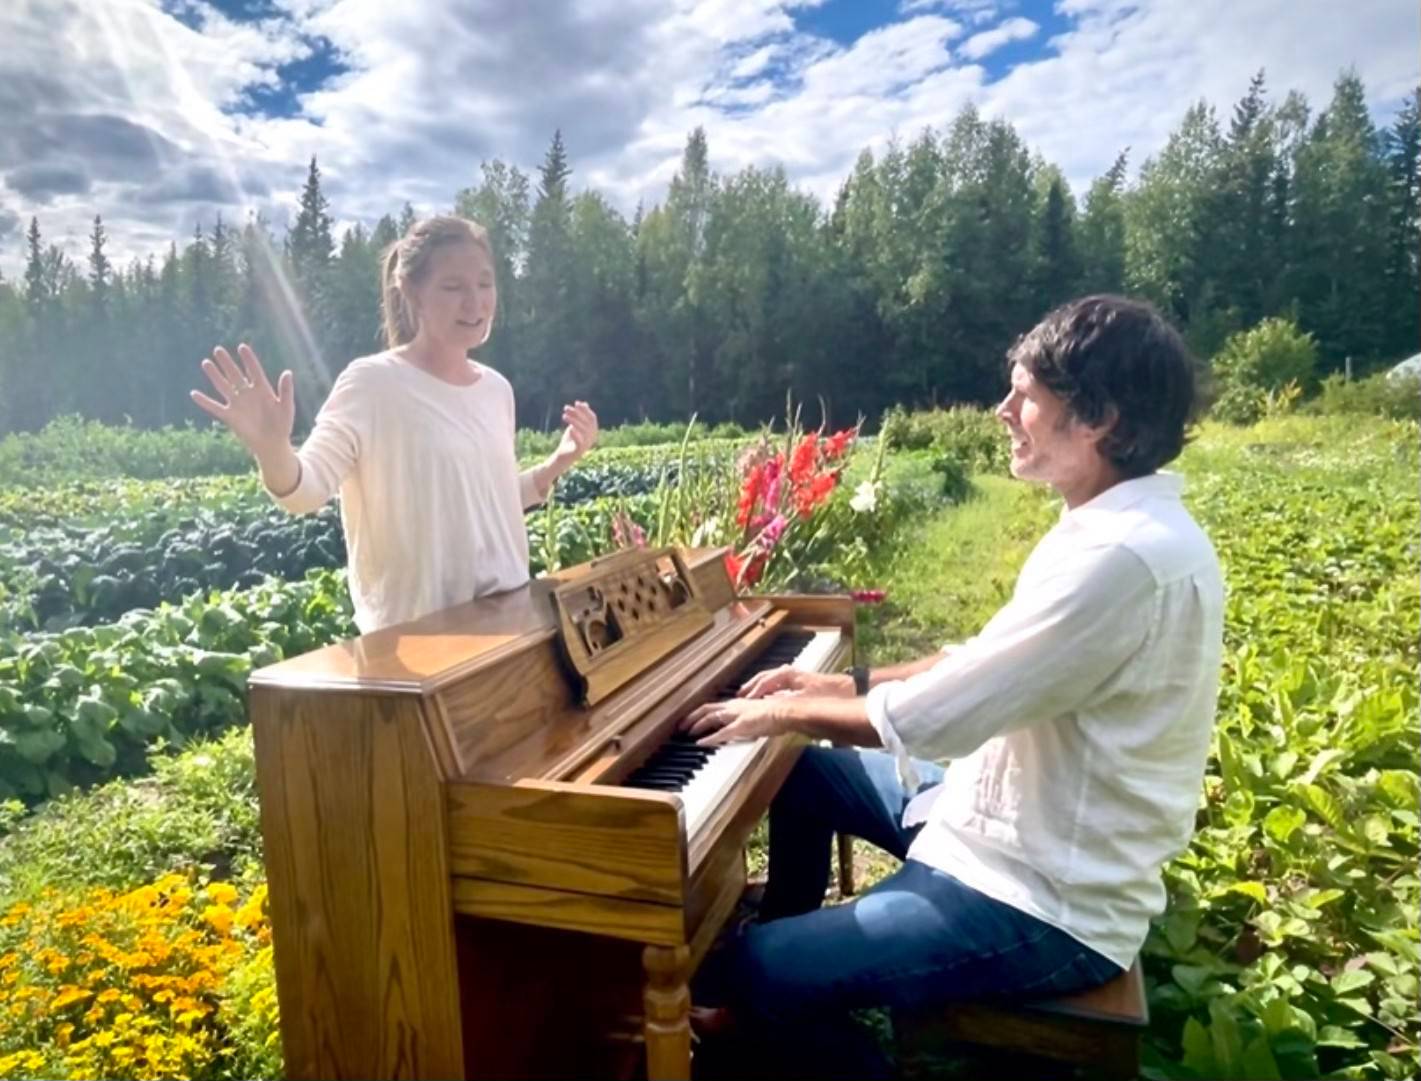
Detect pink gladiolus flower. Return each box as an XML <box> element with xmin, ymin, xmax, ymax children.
<box><xmin>757</xmin><ymin>513</ymin><xmax>788</xmax><ymax>551</ymax></box>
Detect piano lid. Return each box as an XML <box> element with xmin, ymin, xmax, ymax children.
<box><xmin>247</xmin><ymin>546</ymin><xmax>737</xmax><ymax>697</ymax></box>
<box><xmin>247</xmin><ymin>579</ymin><xmax>562</xmax><ymax>695</ymax></box>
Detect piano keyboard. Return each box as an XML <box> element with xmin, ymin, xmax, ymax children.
<box><xmin>621</xmin><ymin>628</ymin><xmax>842</xmax><ymax>838</ymax></box>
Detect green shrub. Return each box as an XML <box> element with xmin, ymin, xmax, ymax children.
<box><xmin>930</xmin><ymin>454</ymin><xmax>973</xmax><ymax>503</ymax></box>
<box><xmin>1212</xmin><ymin>318</ymin><xmax>1319</xmax><ymax>400</ymax></box>
<box><xmin>1312</xmin><ymin>371</ymin><xmax>1421</xmax><ymax>421</ymax></box>
<box><xmin>880</xmin><ymin>405</ymin><xmax>1008</xmax><ymax>474</ymax></box>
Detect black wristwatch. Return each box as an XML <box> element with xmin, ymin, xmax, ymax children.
<box><xmin>845</xmin><ymin>664</ymin><xmax>870</xmax><ymax>696</ymax></box>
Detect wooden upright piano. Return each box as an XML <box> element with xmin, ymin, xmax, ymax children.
<box><xmin>248</xmin><ymin>546</ymin><xmax>854</xmax><ymax>1079</ymax></box>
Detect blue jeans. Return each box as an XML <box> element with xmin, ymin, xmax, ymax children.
<box><xmin>701</xmin><ymin>747</ymin><xmax>1123</xmax><ymax>1077</ymax></box>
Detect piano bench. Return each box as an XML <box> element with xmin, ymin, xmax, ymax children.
<box><xmin>893</xmin><ymin>957</ymin><xmax>1147</xmax><ymax>1080</ymax></box>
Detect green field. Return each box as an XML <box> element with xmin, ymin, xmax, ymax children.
<box><xmin>0</xmin><ymin>413</ymin><xmax>1416</xmax><ymax>1080</ymax></box>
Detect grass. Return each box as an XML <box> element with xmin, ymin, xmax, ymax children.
<box><xmin>857</xmin><ymin>473</ymin><xmax>1057</xmax><ymax>664</ymax></box>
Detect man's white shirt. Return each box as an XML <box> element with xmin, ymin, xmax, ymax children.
<box><xmin>865</xmin><ymin>472</ymin><xmax>1224</xmax><ymax>968</ymax></box>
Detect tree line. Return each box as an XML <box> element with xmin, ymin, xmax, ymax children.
<box><xmin>0</xmin><ymin>69</ymin><xmax>1414</xmax><ymax>435</ymax></box>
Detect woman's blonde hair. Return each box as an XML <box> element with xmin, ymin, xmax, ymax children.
<box><xmin>379</xmin><ymin>215</ymin><xmax>494</xmax><ymax>349</ymax></box>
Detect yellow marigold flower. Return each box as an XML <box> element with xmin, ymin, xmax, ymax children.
<box><xmin>205</xmin><ymin>882</ymin><xmax>239</xmax><ymax>906</ymax></box>
<box><xmin>50</xmin><ymin>985</ymin><xmax>93</xmax><ymax>1010</ymax></box>
<box><xmin>0</xmin><ymin>951</ymin><xmax>16</xmax><ymax>969</ymax></box>
<box><xmin>56</xmin><ymin>1021</ymin><xmax>76</xmax><ymax>1047</ymax></box>
<box><xmin>1</xmin><ymin>900</ymin><xmax>31</xmax><ymax>926</ymax></box>
<box><xmin>202</xmin><ymin>904</ymin><xmax>234</xmax><ymax>936</ymax></box>
<box><xmin>97</xmin><ymin>987</ymin><xmax>122</xmax><ymax>1004</ymax></box>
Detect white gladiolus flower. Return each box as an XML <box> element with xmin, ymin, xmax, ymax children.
<box><xmin>691</xmin><ymin>518</ymin><xmax>720</xmax><ymax>547</ymax></box>
<box><xmin>850</xmin><ymin>480</ymin><xmax>879</xmax><ymax>513</ymax></box>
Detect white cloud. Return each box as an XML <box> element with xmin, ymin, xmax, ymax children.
<box><xmin>977</xmin><ymin>0</ymin><xmax>1418</xmax><ymax>195</ymax></box>
<box><xmin>0</xmin><ymin>0</ymin><xmax>1416</xmax><ymax>278</ymax></box>
<box><xmin>900</xmin><ymin>0</ymin><xmax>1007</xmax><ymax>25</ymax></box>
<box><xmin>960</xmin><ymin>16</ymin><xmax>1038</xmax><ymax>60</ymax></box>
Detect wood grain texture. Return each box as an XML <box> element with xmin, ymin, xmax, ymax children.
<box><xmin>249</xmin><ymin>581</ymin><xmax>561</xmax><ymax>694</ymax></box>
<box><xmin>896</xmin><ymin>960</ymin><xmax>1146</xmax><ymax>1081</ymax></box>
<box><xmin>250</xmin><ymin>686</ymin><xmax>464</xmax><ymax>1080</ymax></box>
<box><xmin>758</xmin><ymin>593</ymin><xmax>858</xmax><ymax>632</ymax></box>
<box><xmin>246</xmin><ymin>544</ymin><xmax>860</xmax><ymax>1081</ymax></box>
<box><xmin>683</xmin><ymin>546</ymin><xmax>737</xmax><ymax>612</ymax></box>
<box><xmin>642</xmin><ymin>945</ymin><xmax>692</xmax><ymax>1081</ymax></box>
<box><xmin>549</xmin><ymin>548</ymin><xmax>713</xmax><ymax>706</ymax></box>
<box><xmin>435</xmin><ymin>640</ymin><xmax>575</xmax><ymax>781</ymax></box>
<box><xmin>447</xmin><ymin>779</ymin><xmax>686</xmax><ymax>904</ymax></box>
<box><xmin>450</xmin><ymin>877</ymin><xmax>684</xmax><ymax>946</ymax></box>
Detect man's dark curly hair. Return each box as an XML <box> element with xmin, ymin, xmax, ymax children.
<box><xmin>1008</xmin><ymin>295</ymin><xmax>1207</xmax><ymax>478</ymax></box>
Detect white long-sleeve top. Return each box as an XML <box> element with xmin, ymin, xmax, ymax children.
<box><xmin>866</xmin><ymin>472</ymin><xmax>1224</xmax><ymax>968</ymax></box>
<box><xmin>269</xmin><ymin>352</ymin><xmax>543</xmax><ymax>634</ymax></box>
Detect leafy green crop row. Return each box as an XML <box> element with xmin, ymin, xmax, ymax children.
<box><xmin>2</xmin><ymin>508</ymin><xmax>345</xmax><ymax>633</ymax></box>
<box><xmin>0</xmin><ymin>572</ymin><xmax>356</xmax><ymax>803</ymax></box>
<box><xmin>0</xmin><ymin>447</ymin><xmax>756</xmax><ymax>632</ymax></box>
<box><xmin>1142</xmin><ymin>419</ymin><xmax>1419</xmax><ymax>1081</ymax></box>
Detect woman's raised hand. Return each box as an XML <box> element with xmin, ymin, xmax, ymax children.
<box><xmin>191</xmin><ymin>344</ymin><xmax>295</xmax><ymax>456</ymax></box>
<box><xmin>556</xmin><ymin>400</ymin><xmax>599</xmax><ymax>464</ymax></box>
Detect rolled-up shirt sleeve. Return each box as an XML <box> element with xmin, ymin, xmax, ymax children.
<box><xmin>518</xmin><ymin>467</ymin><xmax>544</xmax><ymax>509</ymax></box>
<box><xmin>866</xmin><ymin>543</ymin><xmax>1156</xmax><ymax>773</ymax></box>
<box><xmin>268</xmin><ymin>366</ymin><xmax>367</xmax><ymax>515</ymax></box>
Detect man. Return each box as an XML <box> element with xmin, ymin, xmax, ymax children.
<box><xmin>683</xmin><ymin>295</ymin><xmax>1224</xmax><ymax>1076</ymax></box>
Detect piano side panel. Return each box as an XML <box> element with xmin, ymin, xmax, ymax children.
<box><xmin>249</xmin><ymin>686</ymin><xmax>464</xmax><ymax>1081</ymax></box>
<box><xmin>684</xmin><ymin>546</ymin><xmax>737</xmax><ymax>611</ymax></box>
<box><xmin>447</xmin><ymin>779</ymin><xmax>687</xmax><ymax>905</ymax></box>
<box><xmin>760</xmin><ymin>593</ymin><xmax>858</xmax><ymax>634</ymax></box>
<box><xmin>435</xmin><ymin>638</ymin><xmax>578</xmax><ymax>780</ymax></box>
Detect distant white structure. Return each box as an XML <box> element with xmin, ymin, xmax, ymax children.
<box><xmin>1386</xmin><ymin>353</ymin><xmax>1421</xmax><ymax>382</ymax></box>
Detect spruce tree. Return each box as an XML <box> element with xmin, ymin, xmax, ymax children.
<box><xmin>289</xmin><ymin>156</ymin><xmax>334</xmax><ymax>278</ymax></box>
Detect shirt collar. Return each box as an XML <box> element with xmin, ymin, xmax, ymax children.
<box><xmin>1060</xmin><ymin>471</ymin><xmax>1183</xmax><ymax>524</ymax></box>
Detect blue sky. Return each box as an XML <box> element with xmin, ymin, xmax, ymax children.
<box><xmin>0</xmin><ymin>0</ymin><xmax>1416</xmax><ymax>275</ymax></box>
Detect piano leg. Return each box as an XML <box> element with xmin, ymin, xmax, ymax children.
<box><xmin>643</xmin><ymin>944</ymin><xmax>692</xmax><ymax>1080</ymax></box>
<box><xmin>837</xmin><ymin>832</ymin><xmax>856</xmax><ymax>896</ymax></box>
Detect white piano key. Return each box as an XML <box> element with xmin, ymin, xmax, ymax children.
<box><xmin>680</xmin><ymin>628</ymin><xmax>842</xmax><ymax>838</ymax></box>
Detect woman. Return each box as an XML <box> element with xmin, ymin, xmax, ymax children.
<box><xmin>192</xmin><ymin>214</ymin><xmax>598</xmax><ymax>633</ymax></box>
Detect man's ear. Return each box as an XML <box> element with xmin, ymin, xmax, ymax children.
<box><xmin>1083</xmin><ymin>404</ymin><xmax>1119</xmax><ymax>447</ymax></box>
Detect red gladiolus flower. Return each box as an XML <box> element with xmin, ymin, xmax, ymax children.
<box><xmin>788</xmin><ymin>434</ymin><xmax>818</xmax><ymax>485</ymax></box>
<box><xmin>724</xmin><ymin>551</ymin><xmax>744</xmax><ymax>585</ymax></box>
<box><xmin>736</xmin><ymin>463</ymin><xmax>764</xmax><ymax>528</ymax></box>
<box><xmin>850</xmin><ymin>588</ymin><xmax>887</xmax><ymax>604</ymax></box>
<box><xmin>824</xmin><ymin>428</ymin><xmax>854</xmax><ymax>459</ymax></box>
